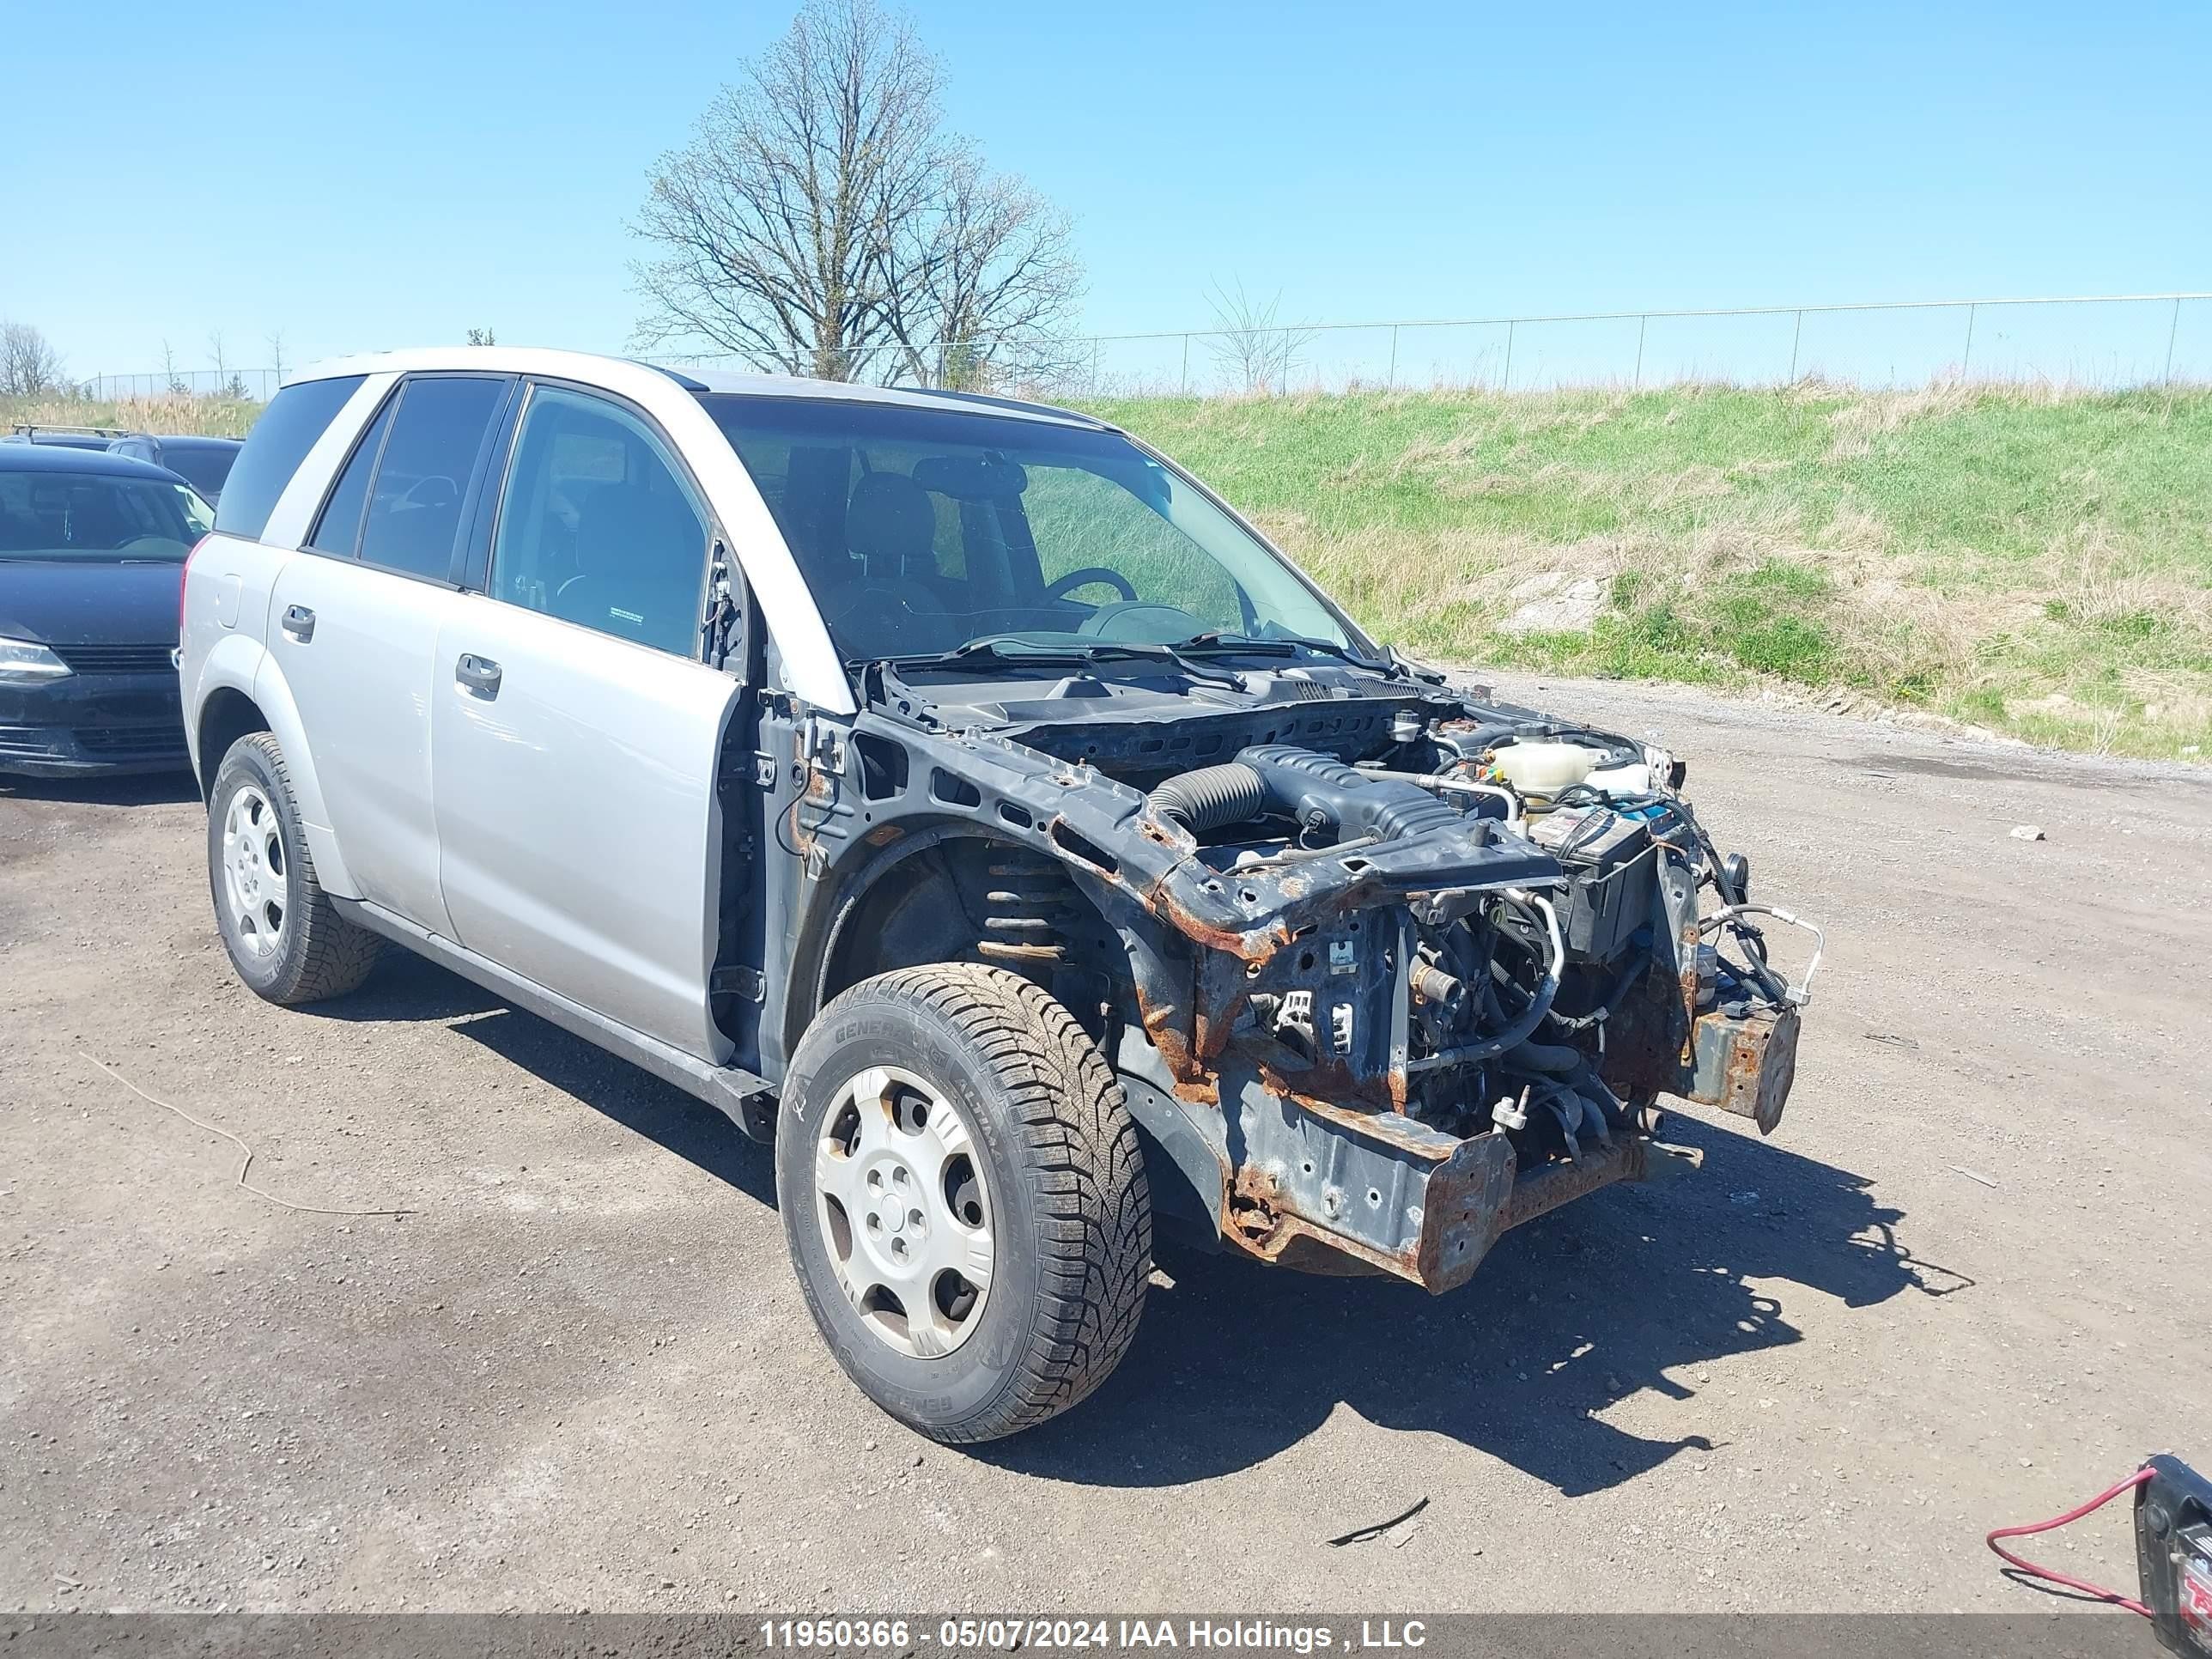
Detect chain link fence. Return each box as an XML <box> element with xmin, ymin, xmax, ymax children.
<box><xmin>85</xmin><ymin>292</ymin><xmax>2211</xmax><ymax>406</ymax></box>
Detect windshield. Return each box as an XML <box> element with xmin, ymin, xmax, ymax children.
<box><xmin>0</xmin><ymin>471</ymin><xmax>213</xmax><ymax>562</ymax></box>
<box><xmin>700</xmin><ymin>396</ymin><xmax>1358</xmax><ymax>665</ymax></box>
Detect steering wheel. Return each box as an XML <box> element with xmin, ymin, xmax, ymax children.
<box><xmin>823</xmin><ymin>575</ymin><xmax>946</xmax><ymax>633</ymax></box>
<box><xmin>116</xmin><ymin>534</ymin><xmax>175</xmax><ymax>551</ymax></box>
<box><xmin>401</xmin><ymin>476</ymin><xmax>458</xmax><ymax>510</ymax></box>
<box><xmin>1077</xmin><ymin>600</ymin><xmax>1210</xmax><ymax>642</ymax></box>
<box><xmin>1046</xmin><ymin>566</ymin><xmax>1138</xmax><ymax>604</ymax></box>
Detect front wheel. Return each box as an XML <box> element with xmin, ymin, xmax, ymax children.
<box><xmin>777</xmin><ymin>964</ymin><xmax>1152</xmax><ymax>1443</ymax></box>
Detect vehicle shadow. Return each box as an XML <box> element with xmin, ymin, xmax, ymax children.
<box><xmin>301</xmin><ymin>951</ymin><xmax>775</xmax><ymax>1206</ymax></box>
<box><xmin>983</xmin><ymin>1115</ymin><xmax>1971</xmax><ymax>1496</ymax></box>
<box><xmin>0</xmin><ymin>769</ymin><xmax>199</xmax><ymax>805</ymax></box>
<box><xmin>295</xmin><ymin>957</ymin><xmax>1965</xmax><ymax>1500</ymax></box>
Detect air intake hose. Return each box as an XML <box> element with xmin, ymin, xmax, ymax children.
<box><xmin>1146</xmin><ymin>762</ymin><xmax>1268</xmax><ymax>835</ymax></box>
<box><xmin>1146</xmin><ymin>744</ymin><xmax>1468</xmax><ymax>843</ymax></box>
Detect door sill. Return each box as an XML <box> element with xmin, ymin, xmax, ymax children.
<box><xmin>335</xmin><ymin>897</ymin><xmax>776</xmax><ymax>1141</ymax></box>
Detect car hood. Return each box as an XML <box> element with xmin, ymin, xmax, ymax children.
<box><xmin>0</xmin><ymin>559</ymin><xmax>183</xmax><ymax>647</ymax></box>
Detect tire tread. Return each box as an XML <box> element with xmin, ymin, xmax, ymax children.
<box><xmin>797</xmin><ymin>963</ymin><xmax>1152</xmax><ymax>1442</ymax></box>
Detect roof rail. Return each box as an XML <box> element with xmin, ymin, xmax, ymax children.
<box><xmin>635</xmin><ymin>361</ymin><xmax>710</xmax><ymax>392</ymax></box>
<box><xmin>9</xmin><ymin>423</ymin><xmax>131</xmax><ymax>439</ymax></box>
<box><xmin>906</xmin><ymin>388</ymin><xmax>1109</xmax><ymax>428</ymax></box>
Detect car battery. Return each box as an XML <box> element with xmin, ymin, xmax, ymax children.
<box><xmin>2139</xmin><ymin>1455</ymin><xmax>2212</xmax><ymax>1656</ymax></box>
<box><xmin>1526</xmin><ymin>804</ymin><xmax>1656</xmax><ymax>958</ymax></box>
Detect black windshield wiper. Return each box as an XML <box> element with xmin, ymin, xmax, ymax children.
<box><xmin>863</xmin><ymin>635</ymin><xmax>1249</xmax><ymax>690</ymax></box>
<box><xmin>1180</xmin><ymin>630</ymin><xmax>1401</xmax><ymax>677</ymax></box>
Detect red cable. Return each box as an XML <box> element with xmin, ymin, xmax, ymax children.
<box><xmin>1985</xmin><ymin>1466</ymin><xmax>2154</xmax><ymax>1619</ymax></box>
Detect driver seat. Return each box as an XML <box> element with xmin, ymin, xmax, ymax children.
<box><xmin>845</xmin><ymin>471</ymin><xmax>939</xmax><ymax>583</ymax></box>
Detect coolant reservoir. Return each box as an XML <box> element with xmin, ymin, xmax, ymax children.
<box><xmin>1490</xmin><ymin>740</ymin><xmax>1600</xmax><ymax>794</ymax></box>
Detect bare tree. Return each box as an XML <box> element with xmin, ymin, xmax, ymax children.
<box><xmin>0</xmin><ymin>322</ymin><xmax>68</xmax><ymax>396</ymax></box>
<box><xmin>878</xmin><ymin>149</ymin><xmax>1083</xmax><ymax>389</ymax></box>
<box><xmin>1205</xmin><ymin>281</ymin><xmax>1314</xmax><ymax>395</ymax></box>
<box><xmin>629</xmin><ymin>0</ymin><xmax>1079</xmax><ymax>385</ymax></box>
<box><xmin>266</xmin><ymin>328</ymin><xmax>288</xmax><ymax>384</ymax></box>
<box><xmin>161</xmin><ymin>340</ymin><xmax>189</xmax><ymax>397</ymax></box>
<box><xmin>208</xmin><ymin>330</ymin><xmax>229</xmax><ymax>386</ymax></box>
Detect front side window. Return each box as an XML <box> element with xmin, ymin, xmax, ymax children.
<box><xmin>0</xmin><ymin>471</ymin><xmax>212</xmax><ymax>562</ymax></box>
<box><xmin>488</xmin><ymin>386</ymin><xmax>709</xmax><ymax>657</ymax></box>
<box><xmin>356</xmin><ymin>376</ymin><xmax>506</xmax><ymax>580</ymax></box>
<box><xmin>699</xmin><ymin>396</ymin><xmax>1354</xmax><ymax>665</ymax></box>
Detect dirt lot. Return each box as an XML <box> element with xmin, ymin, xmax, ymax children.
<box><xmin>3</xmin><ymin>678</ymin><xmax>2207</xmax><ymax>1615</ymax></box>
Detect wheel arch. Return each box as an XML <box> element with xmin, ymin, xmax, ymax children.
<box><xmin>781</xmin><ymin>819</ymin><xmax>1119</xmax><ymax>1067</ymax></box>
<box><xmin>199</xmin><ymin>650</ymin><xmax>362</xmax><ymax>901</ymax></box>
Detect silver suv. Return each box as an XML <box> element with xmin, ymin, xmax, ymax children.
<box><xmin>181</xmin><ymin>348</ymin><xmax>1815</xmax><ymax>1442</ymax></box>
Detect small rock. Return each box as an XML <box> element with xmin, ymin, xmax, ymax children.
<box><xmin>2010</xmin><ymin>824</ymin><xmax>2045</xmax><ymax>842</ymax></box>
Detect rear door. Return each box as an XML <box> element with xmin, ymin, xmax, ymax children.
<box><xmin>265</xmin><ymin>374</ymin><xmax>512</xmax><ymax>935</ymax></box>
<box><xmin>431</xmin><ymin>381</ymin><xmax>741</xmax><ymax>1059</ymax></box>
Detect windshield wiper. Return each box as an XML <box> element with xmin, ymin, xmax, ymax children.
<box><xmin>862</xmin><ymin>635</ymin><xmax>1249</xmax><ymax>690</ymax></box>
<box><xmin>1180</xmin><ymin>630</ymin><xmax>1401</xmax><ymax>677</ymax></box>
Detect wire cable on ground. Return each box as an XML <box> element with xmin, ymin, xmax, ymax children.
<box><xmin>79</xmin><ymin>1051</ymin><xmax>413</xmax><ymax>1218</ymax></box>
<box><xmin>1984</xmin><ymin>1466</ymin><xmax>2154</xmax><ymax>1618</ymax></box>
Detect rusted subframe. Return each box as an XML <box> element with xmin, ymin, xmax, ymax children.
<box><xmin>1498</xmin><ymin>1133</ymin><xmax>1650</xmax><ymax>1233</ymax></box>
<box><xmin>1218</xmin><ymin>1162</ymin><xmax>1442</xmax><ymax>1283</ymax></box>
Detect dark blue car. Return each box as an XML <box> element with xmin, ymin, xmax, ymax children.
<box><xmin>0</xmin><ymin>445</ymin><xmax>213</xmax><ymax>776</ymax></box>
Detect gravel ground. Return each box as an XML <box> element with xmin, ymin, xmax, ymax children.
<box><xmin>3</xmin><ymin>677</ymin><xmax>2207</xmax><ymax>1615</ymax></box>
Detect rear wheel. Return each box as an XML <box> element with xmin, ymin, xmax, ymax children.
<box><xmin>207</xmin><ymin>732</ymin><xmax>380</xmax><ymax>1005</ymax></box>
<box><xmin>777</xmin><ymin>964</ymin><xmax>1151</xmax><ymax>1442</ymax></box>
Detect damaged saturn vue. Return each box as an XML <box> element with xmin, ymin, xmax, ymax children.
<box><xmin>179</xmin><ymin>349</ymin><xmax>1820</xmax><ymax>1442</ymax></box>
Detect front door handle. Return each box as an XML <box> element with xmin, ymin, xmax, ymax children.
<box><xmin>455</xmin><ymin>653</ymin><xmax>503</xmax><ymax>698</ymax></box>
<box><xmin>281</xmin><ymin>604</ymin><xmax>315</xmax><ymax>642</ymax></box>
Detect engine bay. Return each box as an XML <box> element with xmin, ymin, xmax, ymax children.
<box><xmin>791</xmin><ymin>662</ymin><xmax>1822</xmax><ymax>1289</ymax></box>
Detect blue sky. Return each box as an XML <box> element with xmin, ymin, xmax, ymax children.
<box><xmin>6</xmin><ymin>0</ymin><xmax>2208</xmax><ymax>382</ymax></box>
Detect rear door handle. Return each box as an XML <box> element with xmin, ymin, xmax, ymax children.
<box><xmin>455</xmin><ymin>653</ymin><xmax>502</xmax><ymax>698</ymax></box>
<box><xmin>281</xmin><ymin>604</ymin><xmax>315</xmax><ymax>642</ymax></box>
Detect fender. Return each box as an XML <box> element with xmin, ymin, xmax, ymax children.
<box><xmin>198</xmin><ymin>638</ymin><xmax>362</xmax><ymax>901</ymax></box>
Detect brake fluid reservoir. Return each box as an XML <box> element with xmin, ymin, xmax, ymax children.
<box><xmin>1491</xmin><ymin>741</ymin><xmax>1599</xmax><ymax>794</ymax></box>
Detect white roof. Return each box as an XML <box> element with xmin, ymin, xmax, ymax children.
<box><xmin>292</xmin><ymin>346</ymin><xmax>1098</xmax><ymax>427</ymax></box>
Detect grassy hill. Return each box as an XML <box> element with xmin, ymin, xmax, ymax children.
<box><xmin>1089</xmin><ymin>384</ymin><xmax>2212</xmax><ymax>760</ymax></box>
<box><xmin>11</xmin><ymin>381</ymin><xmax>2207</xmax><ymax>757</ymax></box>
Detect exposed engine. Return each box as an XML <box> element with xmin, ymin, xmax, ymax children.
<box><xmin>1129</xmin><ymin>705</ymin><xmax>1820</xmax><ymax>1228</ymax></box>
<box><xmin>803</xmin><ymin>668</ymin><xmax>1820</xmax><ymax>1291</ymax></box>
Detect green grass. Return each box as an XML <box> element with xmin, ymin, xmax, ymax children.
<box><xmin>14</xmin><ymin>381</ymin><xmax>2207</xmax><ymax>758</ymax></box>
<box><xmin>1084</xmin><ymin>382</ymin><xmax>2212</xmax><ymax>760</ymax></box>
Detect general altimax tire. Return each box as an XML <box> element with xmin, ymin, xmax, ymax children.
<box><xmin>207</xmin><ymin>732</ymin><xmax>380</xmax><ymax>1005</ymax></box>
<box><xmin>777</xmin><ymin>963</ymin><xmax>1152</xmax><ymax>1442</ymax></box>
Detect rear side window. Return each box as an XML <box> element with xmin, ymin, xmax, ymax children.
<box><xmin>356</xmin><ymin>377</ymin><xmax>506</xmax><ymax>581</ymax></box>
<box><xmin>306</xmin><ymin>396</ymin><xmax>395</xmax><ymax>556</ymax></box>
<box><xmin>214</xmin><ymin>376</ymin><xmax>365</xmax><ymax>542</ymax></box>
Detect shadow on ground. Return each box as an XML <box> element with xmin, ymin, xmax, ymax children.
<box><xmin>983</xmin><ymin>1114</ymin><xmax>1971</xmax><ymax>1497</ymax></box>
<box><xmin>301</xmin><ymin>951</ymin><xmax>775</xmax><ymax>1206</ymax></box>
<box><xmin>298</xmin><ymin>956</ymin><xmax>1966</xmax><ymax>1499</ymax></box>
